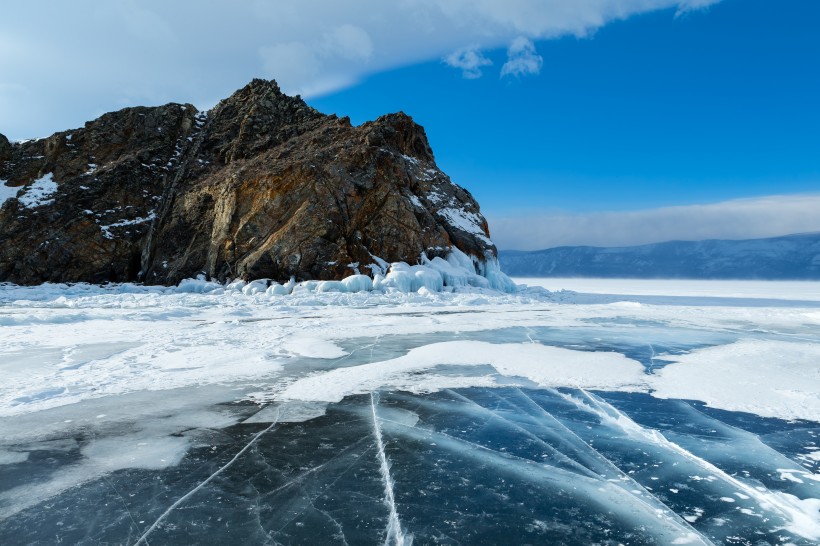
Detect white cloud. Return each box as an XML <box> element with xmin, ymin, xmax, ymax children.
<box><xmin>444</xmin><ymin>46</ymin><xmax>493</xmax><ymax>79</ymax></box>
<box><xmin>500</xmin><ymin>37</ymin><xmax>543</xmax><ymax>78</ymax></box>
<box><xmin>675</xmin><ymin>0</ymin><xmax>722</xmax><ymax>16</ymax></box>
<box><xmin>259</xmin><ymin>42</ymin><xmax>323</xmax><ymax>92</ymax></box>
<box><xmin>488</xmin><ymin>193</ymin><xmax>820</xmax><ymax>250</ymax></box>
<box><xmin>325</xmin><ymin>24</ymin><xmax>374</xmax><ymax>61</ymax></box>
<box><xmin>0</xmin><ymin>1</ymin><xmax>721</xmax><ymax>140</ymax></box>
<box><xmin>259</xmin><ymin>25</ymin><xmax>373</xmax><ymax>95</ymax></box>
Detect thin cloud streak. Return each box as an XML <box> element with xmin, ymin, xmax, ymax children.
<box><xmin>488</xmin><ymin>193</ymin><xmax>820</xmax><ymax>250</ymax></box>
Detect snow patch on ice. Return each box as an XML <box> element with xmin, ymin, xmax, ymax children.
<box><xmin>281</xmin><ymin>337</ymin><xmax>348</xmax><ymax>359</ymax></box>
<box><xmin>82</xmin><ymin>435</ymin><xmax>188</xmax><ymax>471</ymax></box>
<box><xmin>651</xmin><ymin>340</ymin><xmax>820</xmax><ymax>422</ymax></box>
<box><xmin>0</xmin><ymin>450</ymin><xmax>28</xmax><ymax>465</ymax></box>
<box><xmin>278</xmin><ymin>340</ymin><xmax>646</xmax><ymax>403</ymax></box>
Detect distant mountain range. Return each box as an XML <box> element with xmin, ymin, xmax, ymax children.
<box><xmin>499</xmin><ymin>232</ymin><xmax>820</xmax><ymax>280</ymax></box>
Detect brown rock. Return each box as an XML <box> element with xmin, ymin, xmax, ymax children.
<box><xmin>0</xmin><ymin>80</ymin><xmax>497</xmax><ymax>286</ymax></box>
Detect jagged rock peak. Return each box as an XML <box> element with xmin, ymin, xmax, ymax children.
<box><xmin>363</xmin><ymin>112</ymin><xmax>435</xmax><ymax>163</ymax></box>
<box><xmin>203</xmin><ymin>79</ymin><xmax>325</xmax><ymax>164</ymax></box>
<box><xmin>213</xmin><ymin>78</ymin><xmax>320</xmax><ymax>121</ymax></box>
<box><xmin>0</xmin><ymin>133</ymin><xmax>11</xmax><ymax>164</ymax></box>
<box><xmin>0</xmin><ymin>79</ymin><xmax>499</xmax><ymax>286</ymax></box>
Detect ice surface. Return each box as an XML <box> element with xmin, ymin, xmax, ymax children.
<box><xmin>1</xmin><ymin>278</ymin><xmax>820</xmax><ymax>544</ymax></box>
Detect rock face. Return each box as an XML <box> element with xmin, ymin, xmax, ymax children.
<box><xmin>0</xmin><ymin>79</ymin><xmax>497</xmax><ymax>285</ymax></box>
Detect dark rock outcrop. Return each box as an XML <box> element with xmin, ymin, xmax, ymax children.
<box><xmin>0</xmin><ymin>79</ymin><xmax>497</xmax><ymax>285</ymax></box>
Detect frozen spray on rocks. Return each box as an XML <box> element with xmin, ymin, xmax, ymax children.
<box><xmin>176</xmin><ymin>246</ymin><xmax>516</xmax><ymax>296</ymax></box>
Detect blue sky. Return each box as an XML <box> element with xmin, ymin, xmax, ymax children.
<box><xmin>2</xmin><ymin>0</ymin><xmax>818</xmax><ymax>248</ymax></box>
<box><xmin>315</xmin><ymin>0</ymin><xmax>820</xmax><ymax>213</ymax></box>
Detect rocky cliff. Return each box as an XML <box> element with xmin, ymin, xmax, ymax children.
<box><xmin>0</xmin><ymin>79</ymin><xmax>498</xmax><ymax>285</ymax></box>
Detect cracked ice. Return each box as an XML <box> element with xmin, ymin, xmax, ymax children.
<box><xmin>1</xmin><ymin>278</ymin><xmax>819</xmax><ymax>544</ymax></box>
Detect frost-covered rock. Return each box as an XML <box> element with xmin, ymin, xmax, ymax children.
<box><xmin>316</xmin><ymin>280</ymin><xmax>346</xmax><ymax>293</ymax></box>
<box><xmin>265</xmin><ymin>282</ymin><xmax>291</xmax><ymax>296</ymax></box>
<box><xmin>341</xmin><ymin>274</ymin><xmax>373</xmax><ymax>293</ymax></box>
<box><xmin>241</xmin><ymin>279</ymin><xmax>269</xmax><ymax>295</ymax></box>
<box><xmin>169</xmin><ymin>247</ymin><xmax>517</xmax><ymax>297</ymax></box>
<box><xmin>226</xmin><ymin>279</ymin><xmax>247</xmax><ymax>292</ymax></box>
<box><xmin>176</xmin><ymin>276</ymin><xmax>224</xmax><ymax>294</ymax></box>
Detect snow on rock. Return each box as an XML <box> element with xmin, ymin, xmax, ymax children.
<box><xmin>0</xmin><ymin>180</ymin><xmax>20</xmax><ymax>206</ymax></box>
<box><xmin>241</xmin><ymin>279</ymin><xmax>270</xmax><ymax>295</ymax></box>
<box><xmin>316</xmin><ymin>280</ymin><xmax>347</xmax><ymax>293</ymax></box>
<box><xmin>201</xmin><ymin>247</ymin><xmax>517</xmax><ymax>296</ymax></box>
<box><xmin>226</xmin><ymin>279</ymin><xmax>247</xmax><ymax>291</ymax></box>
<box><xmin>265</xmin><ymin>281</ymin><xmax>292</xmax><ymax>296</ymax></box>
<box><xmin>17</xmin><ymin>173</ymin><xmax>58</xmax><ymax>208</ymax></box>
<box><xmin>436</xmin><ymin>206</ymin><xmax>493</xmax><ymax>246</ymax></box>
<box><xmin>377</xmin><ymin>262</ymin><xmax>444</xmax><ymax>293</ymax></box>
<box><xmin>176</xmin><ymin>276</ymin><xmax>224</xmax><ymax>294</ymax></box>
<box><xmin>379</xmin><ymin>247</ymin><xmax>514</xmax><ymax>293</ymax></box>
<box><xmin>99</xmin><ymin>212</ymin><xmax>157</xmax><ymax>239</ymax></box>
<box><xmin>341</xmin><ymin>274</ymin><xmax>373</xmax><ymax>292</ymax></box>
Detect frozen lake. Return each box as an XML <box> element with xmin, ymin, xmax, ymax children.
<box><xmin>1</xmin><ymin>279</ymin><xmax>818</xmax><ymax>544</ymax></box>
<box><xmin>515</xmin><ymin>277</ymin><xmax>820</xmax><ymax>303</ymax></box>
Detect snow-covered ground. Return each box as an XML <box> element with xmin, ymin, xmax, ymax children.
<box><xmin>1</xmin><ymin>276</ymin><xmax>819</xmax><ymax>544</ymax></box>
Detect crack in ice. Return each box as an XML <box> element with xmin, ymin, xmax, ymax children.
<box><xmin>566</xmin><ymin>390</ymin><xmax>820</xmax><ymax>542</ymax></box>
<box><xmin>381</xmin><ymin>414</ymin><xmax>712</xmax><ymax>545</ymax></box>
<box><xmin>132</xmin><ymin>409</ymin><xmax>280</xmax><ymax>545</ymax></box>
<box><xmin>102</xmin><ymin>475</ymin><xmax>146</xmax><ymax>545</ymax></box>
<box><xmin>267</xmin><ymin>438</ymin><xmax>374</xmax><ymax>538</ymax></box>
<box><xmin>371</xmin><ymin>392</ymin><xmax>411</xmax><ymax>546</ymax></box>
<box><xmin>507</xmin><ymin>388</ymin><xmax>713</xmax><ymax>544</ymax></box>
<box><xmin>312</xmin><ymin>501</ymin><xmax>350</xmax><ymax>546</ymax></box>
<box><xmin>443</xmin><ymin>389</ymin><xmax>601</xmax><ymax>480</ymax></box>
